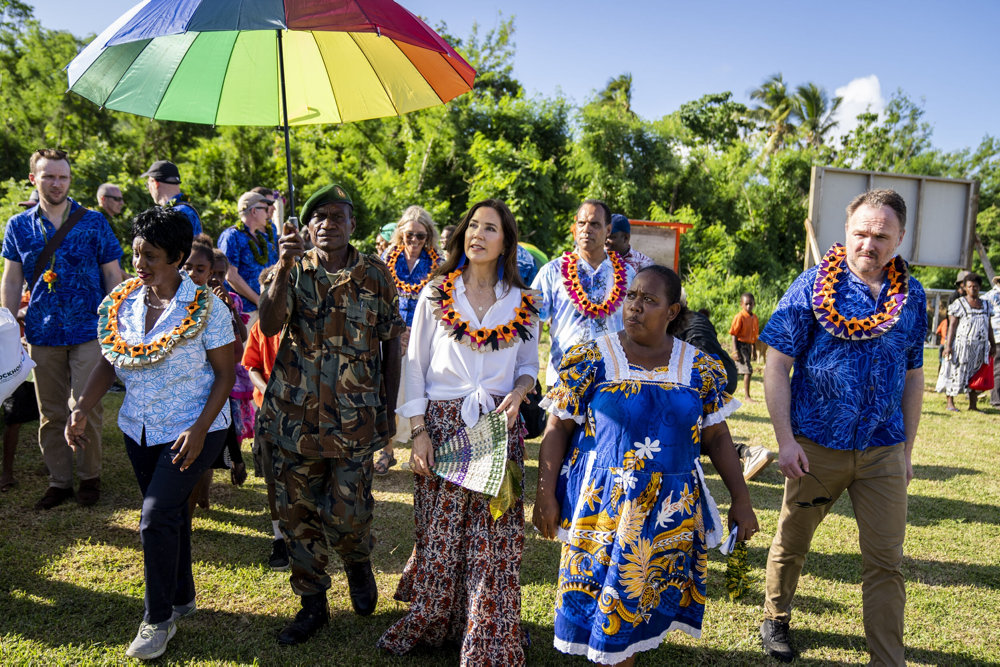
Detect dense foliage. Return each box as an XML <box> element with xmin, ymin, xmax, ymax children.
<box><xmin>2</xmin><ymin>4</ymin><xmax>997</xmax><ymax>330</ymax></box>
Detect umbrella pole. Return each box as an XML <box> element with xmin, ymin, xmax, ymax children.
<box><xmin>277</xmin><ymin>29</ymin><xmax>296</xmax><ymax>227</ymax></box>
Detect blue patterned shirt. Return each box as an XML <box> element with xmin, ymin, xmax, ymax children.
<box><xmin>382</xmin><ymin>246</ymin><xmax>440</xmax><ymax>327</ymax></box>
<box><xmin>110</xmin><ymin>274</ymin><xmax>235</xmax><ymax>445</ymax></box>
<box><xmin>516</xmin><ymin>244</ymin><xmax>539</xmax><ymax>285</ymax></box>
<box><xmin>168</xmin><ymin>193</ymin><xmax>202</xmax><ymax>236</ymax></box>
<box><xmin>218</xmin><ymin>223</ymin><xmax>279</xmax><ymax>313</ymax></box>
<box><xmin>760</xmin><ymin>263</ymin><xmax>926</xmax><ymax>451</ymax></box>
<box><xmin>532</xmin><ymin>251</ymin><xmax>637</xmax><ymax>386</ymax></box>
<box><xmin>2</xmin><ymin>199</ymin><xmax>122</xmax><ymax>346</ymax></box>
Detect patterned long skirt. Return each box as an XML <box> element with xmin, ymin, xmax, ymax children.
<box><xmin>377</xmin><ymin>397</ymin><xmax>526</xmax><ymax>666</ymax></box>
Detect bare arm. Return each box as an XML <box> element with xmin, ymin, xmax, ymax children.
<box><xmin>100</xmin><ymin>260</ymin><xmax>121</xmax><ymax>294</ymax></box>
<box><xmin>65</xmin><ymin>357</ymin><xmax>118</xmax><ymax>450</ymax></box>
<box><xmin>944</xmin><ymin>314</ymin><xmax>958</xmax><ymax>357</ymax></box>
<box><xmin>225</xmin><ymin>266</ymin><xmax>259</xmax><ymax>307</ymax></box>
<box><xmin>248</xmin><ymin>368</ymin><xmax>268</xmax><ymax>396</ymax></box>
<box><xmin>532</xmin><ymin>414</ymin><xmax>576</xmax><ymax>538</ymax></box>
<box><xmin>901</xmin><ymin>366</ymin><xmax>923</xmax><ymax>485</ymax></box>
<box><xmin>1</xmin><ymin>259</ymin><xmax>23</xmax><ymax>313</ymax></box>
<box><xmin>170</xmin><ymin>343</ymin><xmax>236</xmax><ymax>470</ymax></box>
<box><xmin>702</xmin><ymin>421</ymin><xmax>759</xmax><ymax>540</ymax></box>
<box><xmin>763</xmin><ymin>346</ymin><xmax>809</xmax><ymax>478</ymax></box>
<box><xmin>258</xmin><ymin>223</ymin><xmax>303</xmax><ymax>337</ymax></box>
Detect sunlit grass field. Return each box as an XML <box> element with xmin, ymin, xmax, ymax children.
<box><xmin>1</xmin><ymin>349</ymin><xmax>998</xmax><ymax>665</ymax></box>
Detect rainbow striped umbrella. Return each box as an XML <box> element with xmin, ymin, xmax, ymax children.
<box><xmin>66</xmin><ymin>0</ymin><xmax>476</xmax><ymax>216</ymax></box>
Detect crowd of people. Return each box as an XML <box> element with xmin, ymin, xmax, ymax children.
<box><xmin>0</xmin><ymin>148</ymin><xmax>977</xmax><ymax>665</ymax></box>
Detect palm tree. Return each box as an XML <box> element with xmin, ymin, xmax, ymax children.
<box><xmin>793</xmin><ymin>82</ymin><xmax>842</xmax><ymax>148</ymax></box>
<box><xmin>599</xmin><ymin>73</ymin><xmax>634</xmax><ymax>115</ymax></box>
<box><xmin>750</xmin><ymin>73</ymin><xmax>796</xmax><ymax>154</ymax></box>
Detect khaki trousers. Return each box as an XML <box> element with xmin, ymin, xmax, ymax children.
<box><xmin>764</xmin><ymin>437</ymin><xmax>907</xmax><ymax>666</ymax></box>
<box><xmin>28</xmin><ymin>340</ymin><xmax>103</xmax><ymax>488</ymax></box>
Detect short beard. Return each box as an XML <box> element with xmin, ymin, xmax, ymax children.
<box><xmin>39</xmin><ymin>190</ymin><xmax>68</xmax><ymax>207</ymax></box>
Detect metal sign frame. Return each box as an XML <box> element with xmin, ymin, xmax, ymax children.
<box><xmin>806</xmin><ymin>166</ymin><xmax>979</xmax><ymax>269</ymax></box>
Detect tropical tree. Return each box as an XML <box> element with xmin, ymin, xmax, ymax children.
<box><xmin>793</xmin><ymin>82</ymin><xmax>842</xmax><ymax>148</ymax></box>
<box><xmin>598</xmin><ymin>73</ymin><xmax>634</xmax><ymax>115</ymax></box>
<box><xmin>749</xmin><ymin>73</ymin><xmax>796</xmax><ymax>154</ymax></box>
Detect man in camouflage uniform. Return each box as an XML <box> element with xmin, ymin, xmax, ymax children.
<box><xmin>258</xmin><ymin>183</ymin><xmax>404</xmax><ymax>645</ymax></box>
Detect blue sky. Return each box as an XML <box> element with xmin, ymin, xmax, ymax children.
<box><xmin>25</xmin><ymin>0</ymin><xmax>1000</xmax><ymax>153</ymax></box>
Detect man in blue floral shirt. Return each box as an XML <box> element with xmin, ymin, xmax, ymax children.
<box><xmin>531</xmin><ymin>199</ymin><xmax>636</xmax><ymax>386</ymax></box>
<box><xmin>1</xmin><ymin>149</ymin><xmax>123</xmax><ymax>510</ymax></box>
<box><xmin>758</xmin><ymin>189</ymin><xmax>926</xmax><ymax>665</ymax></box>
<box><xmin>218</xmin><ymin>191</ymin><xmax>280</xmax><ymax>315</ymax></box>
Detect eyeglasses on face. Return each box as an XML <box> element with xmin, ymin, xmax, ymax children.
<box><xmin>104</xmin><ymin>195</ymin><xmax>124</xmax><ymax>202</ymax></box>
<box><xmin>251</xmin><ymin>205</ymin><xmax>268</xmax><ymax>213</ymax></box>
<box><xmin>404</xmin><ymin>232</ymin><xmax>427</xmax><ymax>241</ymax></box>
<box><xmin>793</xmin><ymin>471</ymin><xmax>834</xmax><ymax>508</ymax></box>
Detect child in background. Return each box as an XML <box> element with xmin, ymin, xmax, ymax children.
<box><xmin>730</xmin><ymin>292</ymin><xmax>760</xmax><ymax>402</ymax></box>
<box><xmin>241</xmin><ymin>271</ymin><xmax>286</xmax><ymax>570</ymax></box>
<box><xmin>182</xmin><ymin>243</ymin><xmax>248</xmax><ymax>514</ymax></box>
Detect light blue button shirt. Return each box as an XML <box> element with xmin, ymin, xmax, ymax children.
<box><xmin>531</xmin><ymin>252</ymin><xmax>636</xmax><ymax>386</ymax></box>
<box><xmin>112</xmin><ymin>274</ymin><xmax>235</xmax><ymax>445</ymax></box>
<box><xmin>985</xmin><ymin>287</ymin><xmax>1000</xmax><ymax>340</ymax></box>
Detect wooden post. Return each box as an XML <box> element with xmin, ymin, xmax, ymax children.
<box><xmin>803</xmin><ymin>217</ymin><xmax>822</xmax><ymax>269</ymax></box>
<box><xmin>974</xmin><ymin>232</ymin><xmax>996</xmax><ymax>284</ymax></box>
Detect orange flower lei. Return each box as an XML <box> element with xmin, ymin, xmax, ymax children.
<box><xmin>428</xmin><ymin>270</ymin><xmax>539</xmax><ymax>352</ymax></box>
<box><xmin>812</xmin><ymin>243</ymin><xmax>909</xmax><ymax>340</ymax></box>
<box><xmin>386</xmin><ymin>244</ymin><xmax>440</xmax><ymax>296</ymax></box>
<box><xmin>97</xmin><ymin>278</ymin><xmax>212</xmax><ymax>367</ymax></box>
<box><xmin>560</xmin><ymin>250</ymin><xmax>628</xmax><ymax>319</ymax></box>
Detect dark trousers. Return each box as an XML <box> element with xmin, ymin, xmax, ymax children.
<box><xmin>125</xmin><ymin>429</ymin><xmax>227</xmax><ymax>624</ymax></box>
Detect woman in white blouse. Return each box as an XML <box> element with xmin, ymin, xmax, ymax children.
<box><xmin>377</xmin><ymin>199</ymin><xmax>539</xmax><ymax>665</ymax></box>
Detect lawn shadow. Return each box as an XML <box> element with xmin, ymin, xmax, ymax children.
<box><xmin>912</xmin><ymin>464</ymin><xmax>982</xmax><ymax>481</ymax></box>
<box><xmin>797</xmin><ymin>550</ymin><xmax>1000</xmax><ymax>590</ymax></box>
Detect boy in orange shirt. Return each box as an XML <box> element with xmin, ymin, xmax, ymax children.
<box><xmin>241</xmin><ymin>315</ymin><xmax>284</xmax><ymax>570</ymax></box>
<box><xmin>730</xmin><ymin>292</ymin><xmax>760</xmax><ymax>402</ymax></box>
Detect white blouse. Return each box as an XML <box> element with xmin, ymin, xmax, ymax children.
<box><xmin>398</xmin><ymin>274</ymin><xmax>540</xmax><ymax>427</ymax></box>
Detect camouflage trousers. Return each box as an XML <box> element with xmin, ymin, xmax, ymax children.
<box><xmin>272</xmin><ymin>447</ymin><xmax>375</xmax><ymax>596</ymax></box>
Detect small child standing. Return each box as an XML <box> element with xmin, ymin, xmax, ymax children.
<box><xmin>730</xmin><ymin>292</ymin><xmax>760</xmax><ymax>403</ymax></box>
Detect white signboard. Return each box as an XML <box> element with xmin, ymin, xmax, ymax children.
<box><xmin>807</xmin><ymin>166</ymin><xmax>978</xmax><ymax>268</ymax></box>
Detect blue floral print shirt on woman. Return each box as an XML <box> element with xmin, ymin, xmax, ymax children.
<box><xmin>104</xmin><ymin>273</ymin><xmax>235</xmax><ymax>445</ymax></box>
<box><xmin>760</xmin><ymin>263</ymin><xmax>926</xmax><ymax>451</ymax></box>
<box><xmin>539</xmin><ymin>333</ymin><xmax>738</xmax><ymax>665</ymax></box>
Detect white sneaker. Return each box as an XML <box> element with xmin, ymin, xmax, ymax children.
<box><xmin>742</xmin><ymin>445</ymin><xmax>774</xmax><ymax>481</ymax></box>
<box><xmin>125</xmin><ymin>619</ymin><xmax>176</xmax><ymax>660</ymax></box>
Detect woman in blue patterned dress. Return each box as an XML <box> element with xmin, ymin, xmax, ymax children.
<box><xmin>379</xmin><ymin>205</ymin><xmax>442</xmax><ymax>474</ymax></box>
<box><xmin>534</xmin><ymin>265</ymin><xmax>758</xmax><ymax>666</ymax></box>
<box><xmin>65</xmin><ymin>207</ymin><xmax>235</xmax><ymax>661</ymax></box>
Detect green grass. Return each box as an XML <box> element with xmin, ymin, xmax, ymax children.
<box><xmin>1</xmin><ymin>349</ymin><xmax>999</xmax><ymax>665</ymax></box>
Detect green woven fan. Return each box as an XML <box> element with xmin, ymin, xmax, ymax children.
<box><xmin>433</xmin><ymin>411</ymin><xmax>508</xmax><ymax>497</ymax></box>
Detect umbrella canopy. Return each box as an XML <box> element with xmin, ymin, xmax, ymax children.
<box><xmin>67</xmin><ymin>0</ymin><xmax>476</xmax><ymax>126</ymax></box>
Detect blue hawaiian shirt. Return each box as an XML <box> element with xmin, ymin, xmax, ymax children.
<box><xmin>2</xmin><ymin>200</ymin><xmax>123</xmax><ymax>346</ymax></box>
<box><xmin>516</xmin><ymin>244</ymin><xmax>539</xmax><ymax>285</ymax></box>
<box><xmin>381</xmin><ymin>246</ymin><xmax>440</xmax><ymax>326</ymax></box>
<box><xmin>760</xmin><ymin>262</ymin><xmax>926</xmax><ymax>451</ymax></box>
<box><xmin>532</xmin><ymin>251</ymin><xmax>636</xmax><ymax>386</ymax></box>
<box><xmin>110</xmin><ymin>274</ymin><xmax>235</xmax><ymax>445</ymax></box>
<box><xmin>168</xmin><ymin>192</ymin><xmax>202</xmax><ymax>236</ymax></box>
<box><xmin>218</xmin><ymin>223</ymin><xmax>279</xmax><ymax>313</ymax></box>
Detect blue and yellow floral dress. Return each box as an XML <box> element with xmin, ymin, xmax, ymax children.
<box><xmin>540</xmin><ymin>333</ymin><xmax>738</xmax><ymax>664</ymax></box>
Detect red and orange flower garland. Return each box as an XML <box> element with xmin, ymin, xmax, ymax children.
<box><xmin>428</xmin><ymin>270</ymin><xmax>539</xmax><ymax>352</ymax></box>
<box><xmin>386</xmin><ymin>244</ymin><xmax>440</xmax><ymax>296</ymax></box>
<box><xmin>97</xmin><ymin>278</ymin><xmax>212</xmax><ymax>367</ymax></box>
<box><xmin>560</xmin><ymin>250</ymin><xmax>628</xmax><ymax>319</ymax></box>
<box><xmin>812</xmin><ymin>243</ymin><xmax>908</xmax><ymax>341</ymax></box>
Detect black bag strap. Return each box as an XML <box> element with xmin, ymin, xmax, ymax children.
<box><xmin>31</xmin><ymin>207</ymin><xmax>88</xmax><ymax>288</ymax></box>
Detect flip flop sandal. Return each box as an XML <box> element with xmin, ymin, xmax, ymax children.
<box><xmin>374</xmin><ymin>450</ymin><xmax>397</xmax><ymax>476</ymax></box>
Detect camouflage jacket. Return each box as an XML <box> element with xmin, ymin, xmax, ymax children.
<box><xmin>258</xmin><ymin>246</ymin><xmax>404</xmax><ymax>458</ymax></box>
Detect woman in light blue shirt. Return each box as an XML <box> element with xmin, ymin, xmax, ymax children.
<box><xmin>66</xmin><ymin>207</ymin><xmax>235</xmax><ymax>661</ymax></box>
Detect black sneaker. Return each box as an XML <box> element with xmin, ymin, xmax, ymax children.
<box><xmin>34</xmin><ymin>486</ymin><xmax>74</xmax><ymax>510</ymax></box>
<box><xmin>268</xmin><ymin>539</ymin><xmax>290</xmax><ymax>571</ymax></box>
<box><xmin>761</xmin><ymin>619</ymin><xmax>795</xmax><ymax>662</ymax></box>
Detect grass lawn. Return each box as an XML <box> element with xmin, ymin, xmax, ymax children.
<box><xmin>1</xmin><ymin>349</ymin><xmax>998</xmax><ymax>665</ymax></box>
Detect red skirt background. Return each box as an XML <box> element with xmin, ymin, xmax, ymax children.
<box><xmin>377</xmin><ymin>396</ymin><xmax>526</xmax><ymax>666</ymax></box>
